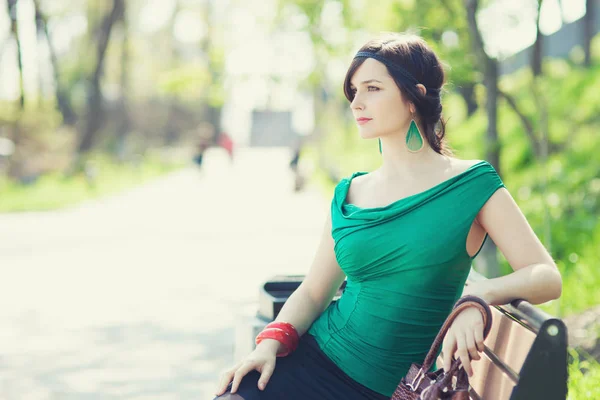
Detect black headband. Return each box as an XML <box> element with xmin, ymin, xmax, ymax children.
<box><xmin>354</xmin><ymin>51</ymin><xmax>440</xmax><ymax>96</ymax></box>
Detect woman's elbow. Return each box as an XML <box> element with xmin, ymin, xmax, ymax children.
<box><xmin>550</xmin><ymin>268</ymin><xmax>563</xmax><ymax>300</ymax></box>
<box><xmin>543</xmin><ymin>265</ymin><xmax>563</xmax><ymax>302</ymax></box>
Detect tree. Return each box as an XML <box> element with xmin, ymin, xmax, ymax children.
<box><xmin>6</xmin><ymin>0</ymin><xmax>24</xmax><ymax>110</ymax></box>
<box><xmin>397</xmin><ymin>0</ymin><xmax>481</xmax><ymax>116</ymax></box>
<box><xmin>466</xmin><ymin>0</ymin><xmax>501</xmax><ymax>277</ymax></box>
<box><xmin>200</xmin><ymin>0</ymin><xmax>225</xmax><ymax>138</ymax></box>
<box><xmin>532</xmin><ymin>0</ymin><xmax>544</xmax><ymax>76</ymax></box>
<box><xmin>32</xmin><ymin>0</ymin><xmax>76</xmax><ymax>125</ymax></box>
<box><xmin>77</xmin><ymin>0</ymin><xmax>125</xmax><ymax>155</ymax></box>
<box><xmin>114</xmin><ymin>0</ymin><xmax>130</xmax><ymax>159</ymax></box>
<box><xmin>584</xmin><ymin>0</ymin><xmax>596</xmax><ymax>67</ymax></box>
<box><xmin>275</xmin><ymin>0</ymin><xmax>329</xmax><ymax>129</ymax></box>
<box><xmin>4</xmin><ymin>0</ymin><xmax>24</xmax><ymax>179</ymax></box>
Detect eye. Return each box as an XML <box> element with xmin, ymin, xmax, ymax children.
<box><xmin>367</xmin><ymin>86</ymin><xmax>380</xmax><ymax>91</ymax></box>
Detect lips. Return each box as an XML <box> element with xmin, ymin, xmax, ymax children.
<box><xmin>356</xmin><ymin>118</ymin><xmax>372</xmax><ymax>122</ymax></box>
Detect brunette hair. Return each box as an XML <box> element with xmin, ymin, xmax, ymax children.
<box><xmin>344</xmin><ymin>33</ymin><xmax>451</xmax><ymax>155</ymax></box>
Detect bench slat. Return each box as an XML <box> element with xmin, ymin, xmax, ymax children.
<box><xmin>484</xmin><ymin>307</ymin><xmax>537</xmax><ymax>374</ymax></box>
<box><xmin>437</xmin><ymin>306</ymin><xmax>538</xmax><ymax>399</ymax></box>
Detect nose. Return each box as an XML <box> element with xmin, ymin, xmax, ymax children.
<box><xmin>350</xmin><ymin>93</ymin><xmax>364</xmax><ymax>111</ymax></box>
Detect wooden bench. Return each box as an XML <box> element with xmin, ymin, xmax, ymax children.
<box><xmin>236</xmin><ymin>270</ymin><xmax>568</xmax><ymax>400</ymax></box>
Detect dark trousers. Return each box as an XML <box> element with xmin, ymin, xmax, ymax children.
<box><xmin>213</xmin><ymin>334</ymin><xmax>387</xmax><ymax>400</ymax></box>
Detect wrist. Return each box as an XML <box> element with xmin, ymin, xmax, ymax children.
<box><xmin>255</xmin><ymin>322</ymin><xmax>300</xmax><ymax>357</ymax></box>
<box><xmin>255</xmin><ymin>338</ymin><xmax>282</xmax><ymax>354</ymax></box>
<box><xmin>479</xmin><ymin>280</ymin><xmax>496</xmax><ymax>304</ymax></box>
<box><xmin>464</xmin><ymin>281</ymin><xmax>495</xmax><ymax>304</ymax></box>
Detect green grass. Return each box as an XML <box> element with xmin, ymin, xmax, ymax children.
<box><xmin>567</xmin><ymin>350</ymin><xmax>600</xmax><ymax>399</ymax></box>
<box><xmin>0</xmin><ymin>155</ymin><xmax>184</xmax><ymax>213</ymax></box>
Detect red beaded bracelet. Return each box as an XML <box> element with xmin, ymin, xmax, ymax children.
<box><xmin>265</xmin><ymin>322</ymin><xmax>299</xmax><ymax>344</ymax></box>
<box><xmin>256</xmin><ymin>328</ymin><xmax>295</xmax><ymax>357</ymax></box>
<box><xmin>255</xmin><ymin>322</ymin><xmax>300</xmax><ymax>357</ymax></box>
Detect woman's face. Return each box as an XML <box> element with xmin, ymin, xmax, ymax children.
<box><xmin>349</xmin><ymin>58</ymin><xmax>412</xmax><ymax>140</ymax></box>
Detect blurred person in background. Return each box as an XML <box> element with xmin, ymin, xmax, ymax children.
<box><xmin>218</xmin><ymin>132</ymin><xmax>235</xmax><ymax>162</ymax></box>
<box><xmin>194</xmin><ymin>123</ymin><xmax>214</xmax><ymax>169</ymax></box>
<box><xmin>289</xmin><ymin>137</ymin><xmax>305</xmax><ymax>192</ymax></box>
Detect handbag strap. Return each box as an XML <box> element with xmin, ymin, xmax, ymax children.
<box><xmin>420</xmin><ymin>296</ymin><xmax>493</xmax><ymax>372</ymax></box>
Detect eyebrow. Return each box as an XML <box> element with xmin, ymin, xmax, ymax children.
<box><xmin>349</xmin><ymin>79</ymin><xmax>383</xmax><ymax>87</ymax></box>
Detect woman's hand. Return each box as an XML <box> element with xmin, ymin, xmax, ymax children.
<box><xmin>441</xmin><ymin>307</ymin><xmax>485</xmax><ymax>377</ymax></box>
<box><xmin>215</xmin><ymin>339</ymin><xmax>280</xmax><ymax>396</ymax></box>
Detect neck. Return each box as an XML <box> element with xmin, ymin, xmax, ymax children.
<box><xmin>378</xmin><ymin>135</ymin><xmax>448</xmax><ymax>179</ymax></box>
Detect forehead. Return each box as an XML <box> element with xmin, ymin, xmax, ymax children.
<box><xmin>349</xmin><ymin>58</ymin><xmax>391</xmax><ymax>86</ymax></box>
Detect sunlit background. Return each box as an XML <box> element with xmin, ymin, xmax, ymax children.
<box><xmin>0</xmin><ymin>0</ymin><xmax>599</xmax><ymax>398</ymax></box>
<box><xmin>0</xmin><ymin>0</ymin><xmax>589</xmax><ymax>143</ymax></box>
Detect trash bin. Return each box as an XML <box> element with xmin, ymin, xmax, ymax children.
<box><xmin>234</xmin><ymin>275</ymin><xmax>304</xmax><ymax>361</ymax></box>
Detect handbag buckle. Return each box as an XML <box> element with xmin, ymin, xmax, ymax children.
<box><xmin>421</xmin><ymin>385</ymin><xmax>434</xmax><ymax>398</ymax></box>
<box><xmin>408</xmin><ymin>367</ymin><xmax>426</xmax><ymax>391</ymax></box>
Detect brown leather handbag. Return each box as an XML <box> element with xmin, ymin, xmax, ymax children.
<box><xmin>390</xmin><ymin>296</ymin><xmax>493</xmax><ymax>400</ymax></box>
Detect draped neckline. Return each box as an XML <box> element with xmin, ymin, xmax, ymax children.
<box><xmin>338</xmin><ymin>160</ymin><xmax>488</xmax><ymax>218</ymax></box>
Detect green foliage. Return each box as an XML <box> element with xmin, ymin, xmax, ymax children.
<box><xmin>491</xmin><ymin>61</ymin><xmax>600</xmax><ymax>317</ymax></box>
<box><xmin>157</xmin><ymin>64</ymin><xmax>212</xmax><ymax>100</ymax></box>
<box><xmin>567</xmin><ymin>349</ymin><xmax>600</xmax><ymax>399</ymax></box>
<box><xmin>0</xmin><ymin>154</ymin><xmax>183</xmax><ymax>213</ymax></box>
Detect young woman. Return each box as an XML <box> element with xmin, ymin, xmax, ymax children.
<box><xmin>213</xmin><ymin>33</ymin><xmax>562</xmax><ymax>400</ymax></box>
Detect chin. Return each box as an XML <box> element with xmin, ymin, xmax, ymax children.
<box><xmin>357</xmin><ymin>128</ymin><xmax>379</xmax><ymax>140</ymax></box>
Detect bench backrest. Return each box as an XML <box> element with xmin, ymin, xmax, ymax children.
<box><xmin>453</xmin><ymin>271</ymin><xmax>568</xmax><ymax>400</ymax></box>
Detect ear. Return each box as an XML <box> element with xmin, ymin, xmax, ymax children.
<box><xmin>416</xmin><ymin>84</ymin><xmax>427</xmax><ymax>96</ymax></box>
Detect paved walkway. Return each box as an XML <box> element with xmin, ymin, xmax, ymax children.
<box><xmin>0</xmin><ymin>148</ymin><xmax>328</xmax><ymax>399</ymax></box>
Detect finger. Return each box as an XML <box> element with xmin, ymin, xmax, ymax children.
<box><xmin>442</xmin><ymin>334</ymin><xmax>457</xmax><ymax>372</ymax></box>
<box><xmin>455</xmin><ymin>334</ymin><xmax>473</xmax><ymax>377</ymax></box>
<box><xmin>215</xmin><ymin>377</ymin><xmax>230</xmax><ymax>396</ymax></box>
<box><xmin>474</xmin><ymin>326</ymin><xmax>485</xmax><ymax>352</ymax></box>
<box><xmin>230</xmin><ymin>362</ymin><xmax>255</xmax><ymax>393</ymax></box>
<box><xmin>465</xmin><ymin>332</ymin><xmax>480</xmax><ymax>361</ymax></box>
<box><xmin>215</xmin><ymin>363</ymin><xmax>241</xmax><ymax>395</ymax></box>
<box><xmin>257</xmin><ymin>361</ymin><xmax>276</xmax><ymax>390</ymax></box>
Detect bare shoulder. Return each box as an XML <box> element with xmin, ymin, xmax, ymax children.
<box><xmin>447</xmin><ymin>158</ymin><xmax>485</xmax><ymax>175</ymax></box>
<box><xmin>345</xmin><ymin>172</ymin><xmax>372</xmax><ymax>204</ymax></box>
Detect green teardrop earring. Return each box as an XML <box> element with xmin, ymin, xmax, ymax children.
<box><xmin>405</xmin><ymin>119</ymin><xmax>424</xmax><ymax>152</ymax></box>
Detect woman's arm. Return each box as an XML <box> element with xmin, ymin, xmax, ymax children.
<box><xmin>464</xmin><ymin>188</ymin><xmax>562</xmax><ymax>305</ymax></box>
<box><xmin>218</xmin><ymin>213</ymin><xmax>346</xmax><ymax>395</ymax></box>
<box><xmin>258</xmin><ymin>211</ymin><xmax>346</xmax><ymax>353</ymax></box>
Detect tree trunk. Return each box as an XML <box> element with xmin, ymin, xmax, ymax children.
<box><xmin>7</xmin><ymin>0</ymin><xmax>24</xmax><ymax>110</ymax></box>
<box><xmin>532</xmin><ymin>0</ymin><xmax>544</xmax><ymax>76</ymax></box>
<box><xmin>584</xmin><ymin>0</ymin><xmax>595</xmax><ymax>67</ymax></box>
<box><xmin>33</xmin><ymin>0</ymin><xmax>76</xmax><ymax>124</ymax></box>
<box><xmin>77</xmin><ymin>0</ymin><xmax>124</xmax><ymax>155</ymax></box>
<box><xmin>466</xmin><ymin>0</ymin><xmax>501</xmax><ymax>278</ymax></box>
<box><xmin>164</xmin><ymin>102</ymin><xmax>180</xmax><ymax>145</ymax></box>
<box><xmin>484</xmin><ymin>63</ymin><xmax>500</xmax><ymax>172</ymax></box>
<box><xmin>498</xmin><ymin>90</ymin><xmax>540</xmax><ymax>157</ymax></box>
<box><xmin>5</xmin><ymin>0</ymin><xmax>24</xmax><ymax>179</ymax></box>
<box><xmin>115</xmin><ymin>5</ymin><xmax>130</xmax><ymax>160</ymax></box>
<box><xmin>201</xmin><ymin>0</ymin><xmax>222</xmax><ymax>136</ymax></box>
<box><xmin>458</xmin><ymin>83</ymin><xmax>478</xmax><ymax>116</ymax></box>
